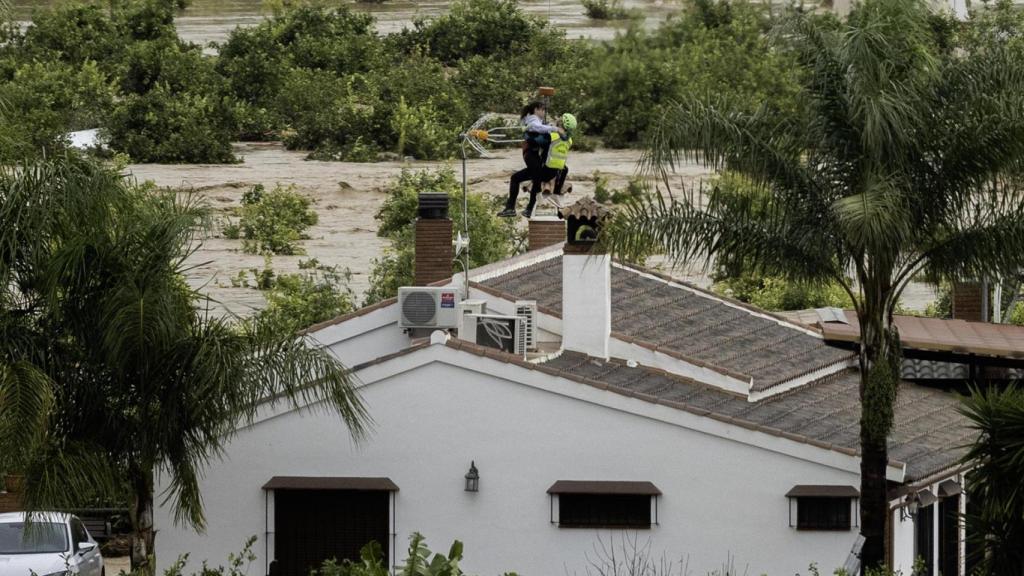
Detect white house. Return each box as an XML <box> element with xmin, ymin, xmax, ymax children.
<box><xmin>155</xmin><ymin>197</ymin><xmax>1003</xmax><ymax>576</ymax></box>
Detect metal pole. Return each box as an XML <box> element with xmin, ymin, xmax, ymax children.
<box><xmin>994</xmin><ymin>280</ymin><xmax>1003</xmax><ymax>323</ymax></box>
<box><xmin>461</xmin><ymin>138</ymin><xmax>471</xmax><ymax>298</ymax></box>
<box><xmin>981</xmin><ymin>278</ymin><xmax>990</xmax><ymax>323</ymax></box>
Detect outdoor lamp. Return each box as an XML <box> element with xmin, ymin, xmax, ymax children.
<box><xmin>900</xmin><ymin>492</ymin><xmax>920</xmax><ymax>521</ymax></box>
<box><xmin>464</xmin><ymin>461</ymin><xmax>479</xmax><ymax>492</ymax></box>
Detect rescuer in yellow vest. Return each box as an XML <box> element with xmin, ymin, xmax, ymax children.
<box><xmin>519</xmin><ymin>113</ymin><xmax>576</xmax><ymax>219</ymax></box>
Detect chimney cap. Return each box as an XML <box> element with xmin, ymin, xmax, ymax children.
<box><xmin>558</xmin><ymin>197</ymin><xmax>609</xmax><ymax>222</ymax></box>
<box><xmin>560</xmin><ymin>197</ymin><xmax>609</xmax><ymax>251</ymax></box>
<box><xmin>418</xmin><ymin>192</ymin><xmax>450</xmax><ymax>220</ymax></box>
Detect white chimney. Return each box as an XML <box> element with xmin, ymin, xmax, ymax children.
<box><xmin>562</xmin><ymin>253</ymin><xmax>611</xmax><ymax>359</ymax></box>
<box><xmin>558</xmin><ymin>197</ymin><xmax>611</xmax><ymax>359</ymax></box>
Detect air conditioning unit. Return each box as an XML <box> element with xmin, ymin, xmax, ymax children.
<box><xmin>462</xmin><ymin>314</ymin><xmax>526</xmax><ymax>357</ymax></box>
<box><xmin>398</xmin><ymin>287</ymin><xmax>460</xmax><ymax>329</ymax></box>
<box><xmin>457</xmin><ymin>299</ymin><xmax>487</xmax><ymax>335</ymax></box>
<box><xmin>515</xmin><ymin>300</ymin><xmax>538</xmax><ymax>351</ymax></box>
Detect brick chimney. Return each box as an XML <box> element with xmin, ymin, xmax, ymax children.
<box><xmin>528</xmin><ymin>216</ymin><xmax>565</xmax><ymax>251</ymax></box>
<box><xmin>952</xmin><ymin>281</ymin><xmax>988</xmax><ymax>322</ymax></box>
<box><xmin>559</xmin><ymin>198</ymin><xmax>611</xmax><ymax>359</ymax></box>
<box><xmin>414</xmin><ymin>193</ymin><xmax>453</xmax><ymax>286</ymax></box>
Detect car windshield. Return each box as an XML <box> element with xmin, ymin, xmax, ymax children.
<box><xmin>0</xmin><ymin>522</ymin><xmax>68</xmax><ymax>554</ymax></box>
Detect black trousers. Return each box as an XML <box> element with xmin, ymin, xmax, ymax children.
<box><xmin>505</xmin><ymin>150</ymin><xmax>543</xmax><ymax>210</ymax></box>
<box><xmin>506</xmin><ymin>163</ymin><xmax>569</xmax><ymax>212</ymax></box>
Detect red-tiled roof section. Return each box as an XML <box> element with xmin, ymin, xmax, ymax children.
<box><xmin>478</xmin><ymin>257</ymin><xmax>855</xmax><ymax>391</ymax></box>
<box><xmin>821</xmin><ymin>312</ymin><xmax>1024</xmax><ymax>360</ymax></box>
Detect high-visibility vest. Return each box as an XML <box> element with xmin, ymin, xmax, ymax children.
<box><xmin>545</xmin><ymin>133</ymin><xmax>572</xmax><ymax>170</ymax></box>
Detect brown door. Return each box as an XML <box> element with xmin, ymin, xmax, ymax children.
<box><xmin>274</xmin><ymin>489</ymin><xmax>389</xmax><ymax>576</ymax></box>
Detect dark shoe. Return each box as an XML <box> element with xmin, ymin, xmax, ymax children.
<box><xmin>521</xmin><ymin>208</ymin><xmax>534</xmax><ymax>219</ymax></box>
<box><xmin>497</xmin><ymin>208</ymin><xmax>516</xmax><ymax>218</ymax></box>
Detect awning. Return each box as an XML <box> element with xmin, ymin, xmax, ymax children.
<box><xmin>262</xmin><ymin>476</ymin><xmax>399</xmax><ymax>492</ymax></box>
<box><xmin>819</xmin><ymin>312</ymin><xmax>1024</xmax><ymax>362</ymax></box>
<box><xmin>938</xmin><ymin>479</ymin><xmax>962</xmax><ymax>498</ymax></box>
<box><xmin>785</xmin><ymin>485</ymin><xmax>860</xmax><ymax>498</ymax></box>
<box><xmin>547</xmin><ymin>480</ymin><xmax>661</xmax><ymax>496</ymax></box>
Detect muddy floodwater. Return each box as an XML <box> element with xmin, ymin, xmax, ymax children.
<box><xmin>13</xmin><ymin>0</ymin><xmax>684</xmax><ymax>47</ymax></box>
<box><xmin>126</xmin><ymin>142</ymin><xmax>700</xmax><ymax>316</ymax></box>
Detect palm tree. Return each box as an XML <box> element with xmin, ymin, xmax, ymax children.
<box><xmin>0</xmin><ymin>155</ymin><xmax>369</xmax><ymax>572</ymax></box>
<box><xmin>959</xmin><ymin>386</ymin><xmax>1024</xmax><ymax>574</ymax></box>
<box><xmin>603</xmin><ymin>0</ymin><xmax>1024</xmax><ymax>570</ymax></box>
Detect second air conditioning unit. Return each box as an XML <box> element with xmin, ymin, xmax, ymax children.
<box><xmin>462</xmin><ymin>314</ymin><xmax>526</xmax><ymax>357</ymax></box>
<box><xmin>398</xmin><ymin>287</ymin><xmax>460</xmax><ymax>329</ymax></box>
<box><xmin>515</xmin><ymin>300</ymin><xmax>538</xmax><ymax>351</ymax></box>
<box><xmin>457</xmin><ymin>299</ymin><xmax>487</xmax><ymax>335</ymax></box>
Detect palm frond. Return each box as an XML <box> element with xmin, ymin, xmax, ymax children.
<box><xmin>603</xmin><ymin>182</ymin><xmax>843</xmax><ymax>285</ymax></box>
<box><xmin>832</xmin><ymin>174</ymin><xmax>910</xmax><ymax>259</ymax></box>
<box><xmin>0</xmin><ymin>361</ymin><xmax>54</xmax><ymax>469</ymax></box>
<box><xmin>641</xmin><ymin>97</ymin><xmax>812</xmax><ymax>196</ymax></box>
<box><xmin>20</xmin><ymin>440</ymin><xmax>123</xmax><ymax>511</ymax></box>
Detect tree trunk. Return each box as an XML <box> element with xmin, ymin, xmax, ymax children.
<box><xmin>130</xmin><ymin>470</ymin><xmax>156</xmax><ymax>575</ymax></box>
<box><xmin>858</xmin><ymin>318</ymin><xmax>901</xmax><ymax>574</ymax></box>
<box><xmin>860</xmin><ymin>434</ymin><xmax>889</xmax><ymax>572</ymax></box>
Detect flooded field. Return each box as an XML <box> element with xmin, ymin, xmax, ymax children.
<box><xmin>12</xmin><ymin>0</ymin><xmax>684</xmax><ymax>46</ymax></box>
<box><xmin>126</xmin><ymin>142</ymin><xmax>697</xmax><ymax>316</ymax></box>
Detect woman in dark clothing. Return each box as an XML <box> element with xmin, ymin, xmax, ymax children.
<box><xmin>498</xmin><ymin>101</ymin><xmax>562</xmax><ymax>218</ymax></box>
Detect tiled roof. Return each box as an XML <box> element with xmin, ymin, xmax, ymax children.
<box><xmin>901</xmin><ymin>358</ymin><xmax>1024</xmax><ymax>381</ymax></box>
<box><xmin>542</xmin><ymin>352</ymin><xmax>972</xmax><ymax>481</ymax></box>
<box><xmin>821</xmin><ymin>312</ymin><xmax>1024</xmax><ymax>360</ymax></box>
<box><xmin>478</xmin><ymin>257</ymin><xmax>855</xmax><ymax>392</ymax></box>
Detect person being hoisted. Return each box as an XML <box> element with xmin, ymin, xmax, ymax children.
<box><xmin>498</xmin><ymin>101</ymin><xmax>563</xmax><ymax>218</ymax></box>
<box><xmin>499</xmin><ymin>112</ymin><xmax>577</xmax><ymax>219</ymax></box>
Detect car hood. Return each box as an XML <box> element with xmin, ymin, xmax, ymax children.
<box><xmin>0</xmin><ymin>552</ymin><xmax>73</xmax><ymax>575</ymax></box>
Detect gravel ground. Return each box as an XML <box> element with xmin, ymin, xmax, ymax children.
<box><xmin>105</xmin><ymin>556</ymin><xmax>131</xmax><ymax>575</ymax></box>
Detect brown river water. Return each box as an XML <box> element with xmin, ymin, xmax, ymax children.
<box><xmin>12</xmin><ymin>0</ymin><xmax>683</xmax><ymax>46</ymax></box>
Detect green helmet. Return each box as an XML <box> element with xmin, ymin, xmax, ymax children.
<box><xmin>561</xmin><ymin>113</ymin><xmax>578</xmax><ymax>131</ymax></box>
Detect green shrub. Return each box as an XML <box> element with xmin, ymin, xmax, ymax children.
<box><xmin>593</xmin><ymin>174</ymin><xmax>647</xmax><ymax>205</ymax></box>
<box><xmin>395</xmin><ymin>0</ymin><xmax>546</xmax><ymax>65</ymax></box>
<box><xmin>216</xmin><ymin>4</ymin><xmax>383</xmax><ymax>143</ymax></box>
<box><xmin>277</xmin><ymin>68</ymin><xmax>383</xmax><ymax>158</ymax></box>
<box><xmin>923</xmin><ymin>283</ymin><xmax>952</xmax><ymax>318</ymax></box>
<box><xmin>106</xmin><ymin>86</ymin><xmax>237</xmax><ymax>163</ymax></box>
<box><xmin>234</xmin><ymin>184</ymin><xmax>319</xmax><ymax>255</ymax></box>
<box><xmin>242</xmin><ymin>258</ymin><xmax>356</xmax><ymax>332</ymax></box>
<box><xmin>581</xmin><ymin>0</ymin><xmax>635</xmax><ymax>20</ymax></box>
<box><xmin>16</xmin><ymin>3</ymin><xmax>129</xmax><ymax>72</ymax></box>
<box><xmin>1010</xmin><ymin>300</ymin><xmax>1024</xmax><ymax>326</ymax></box>
<box><xmin>103</xmin><ymin>35</ymin><xmax>237</xmax><ymax>163</ymax></box>
<box><xmin>575</xmin><ymin>0</ymin><xmax>800</xmax><ymax>148</ymax></box>
<box><xmin>593</xmin><ymin>172</ymin><xmax>613</xmax><ymax>204</ymax></box>
<box><xmin>6</xmin><ymin>0</ymin><xmax>234</xmax><ymax>163</ymax></box>
<box><xmin>713</xmin><ymin>275</ymin><xmax>852</xmax><ymax>311</ymax></box>
<box><xmin>0</xmin><ymin>59</ymin><xmax>113</xmax><ymax>160</ymax></box>
<box><xmin>159</xmin><ymin>535</ymin><xmax>257</xmax><ymax>576</ymax></box>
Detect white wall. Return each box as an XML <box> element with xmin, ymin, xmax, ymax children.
<box><xmin>156</xmin><ymin>359</ymin><xmax>865</xmax><ymax>576</ymax></box>
<box><xmin>891</xmin><ymin>506</ymin><xmax>916</xmax><ymax>574</ymax></box>
<box><xmin>312</xmin><ymin>303</ymin><xmax>410</xmax><ymax>368</ymax></box>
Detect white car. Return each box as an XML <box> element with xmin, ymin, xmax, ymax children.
<box><xmin>0</xmin><ymin>512</ymin><xmax>104</xmax><ymax>576</ymax></box>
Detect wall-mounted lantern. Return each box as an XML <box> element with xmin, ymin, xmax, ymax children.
<box><xmin>464</xmin><ymin>461</ymin><xmax>479</xmax><ymax>492</ymax></box>
<box><xmin>900</xmin><ymin>488</ymin><xmax>937</xmax><ymax>521</ymax></box>
<box><xmin>900</xmin><ymin>492</ymin><xmax>920</xmax><ymax>521</ymax></box>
